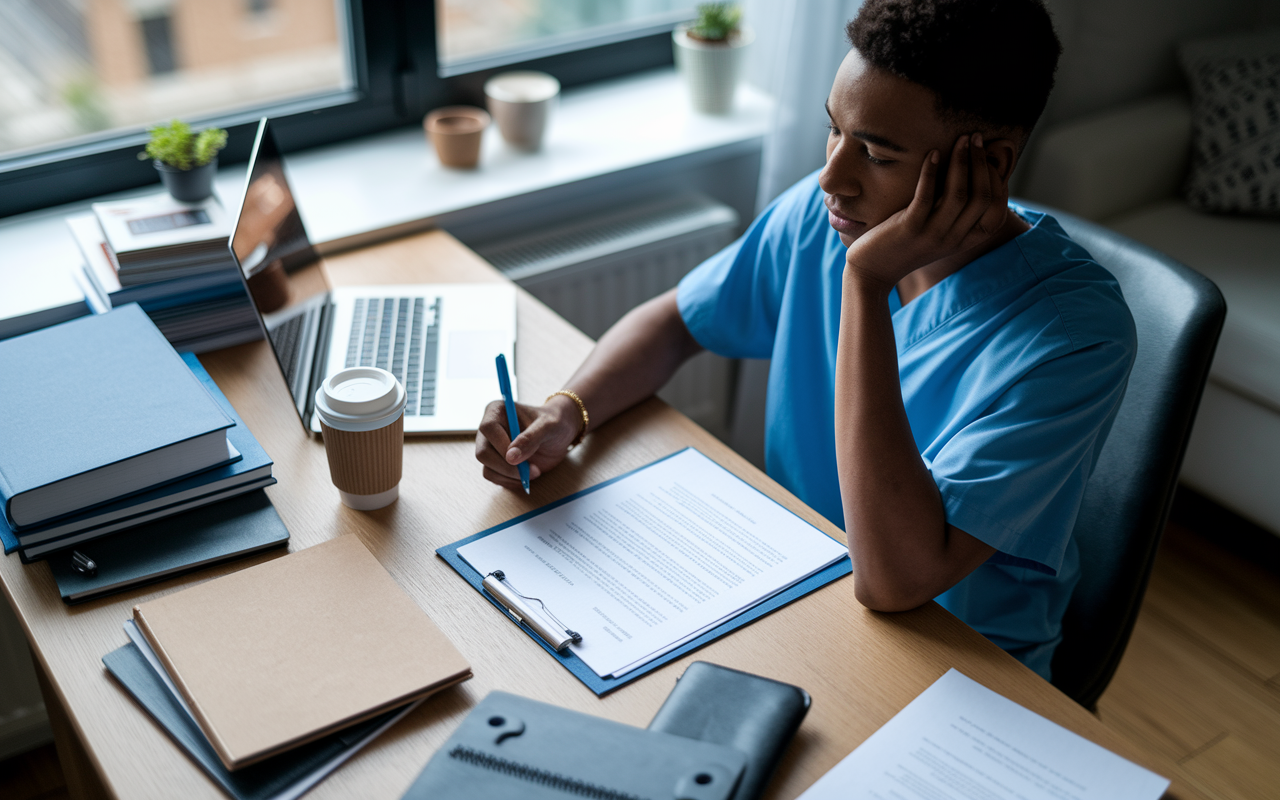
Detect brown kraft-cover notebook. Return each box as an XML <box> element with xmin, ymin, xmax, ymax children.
<box><xmin>132</xmin><ymin>535</ymin><xmax>471</xmax><ymax>770</ymax></box>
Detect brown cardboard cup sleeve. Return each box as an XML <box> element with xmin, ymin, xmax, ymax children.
<box><xmin>314</xmin><ymin>367</ymin><xmax>407</xmax><ymax>510</ymax></box>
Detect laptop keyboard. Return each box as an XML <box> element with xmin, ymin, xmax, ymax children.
<box><xmin>269</xmin><ymin>311</ymin><xmax>308</xmax><ymax>390</ymax></box>
<box><xmin>345</xmin><ymin>297</ymin><xmax>441</xmax><ymax>416</ymax></box>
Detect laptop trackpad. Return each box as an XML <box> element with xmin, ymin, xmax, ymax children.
<box><xmin>447</xmin><ymin>330</ymin><xmax>510</xmax><ymax>380</ymax></box>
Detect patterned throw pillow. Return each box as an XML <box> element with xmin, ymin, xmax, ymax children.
<box><xmin>1180</xmin><ymin>30</ymin><xmax>1280</xmax><ymax>216</ymax></box>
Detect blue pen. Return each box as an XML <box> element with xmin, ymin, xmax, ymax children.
<box><xmin>495</xmin><ymin>354</ymin><xmax>530</xmax><ymax>494</ymax></box>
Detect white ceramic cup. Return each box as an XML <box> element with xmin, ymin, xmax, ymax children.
<box><xmin>314</xmin><ymin>367</ymin><xmax>407</xmax><ymax>510</ymax></box>
<box><xmin>484</xmin><ymin>71</ymin><xmax>561</xmax><ymax>151</ymax></box>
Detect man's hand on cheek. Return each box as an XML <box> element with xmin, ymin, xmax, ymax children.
<box><xmin>843</xmin><ymin>133</ymin><xmax>1009</xmax><ymax>293</ymax></box>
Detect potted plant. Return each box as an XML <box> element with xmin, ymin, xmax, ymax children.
<box><xmin>673</xmin><ymin>2</ymin><xmax>753</xmax><ymax>115</ymax></box>
<box><xmin>139</xmin><ymin>120</ymin><xmax>228</xmax><ymax>202</ymax></box>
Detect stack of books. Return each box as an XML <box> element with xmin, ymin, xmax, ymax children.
<box><xmin>103</xmin><ymin>536</ymin><xmax>472</xmax><ymax>800</ymax></box>
<box><xmin>0</xmin><ymin>268</ymin><xmax>94</xmax><ymax>342</ymax></box>
<box><xmin>69</xmin><ymin>192</ymin><xmax>262</xmax><ymax>353</ymax></box>
<box><xmin>0</xmin><ymin>305</ymin><xmax>278</xmax><ymax>580</ymax></box>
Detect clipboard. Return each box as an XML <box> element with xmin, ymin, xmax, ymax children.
<box><xmin>436</xmin><ymin>448</ymin><xmax>851</xmax><ymax>696</ymax></box>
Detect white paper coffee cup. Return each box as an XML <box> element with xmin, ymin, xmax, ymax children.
<box><xmin>315</xmin><ymin>367</ymin><xmax>407</xmax><ymax>510</ymax></box>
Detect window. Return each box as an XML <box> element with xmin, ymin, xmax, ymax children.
<box><xmin>0</xmin><ymin>0</ymin><xmax>351</xmax><ymax>161</ymax></box>
<box><xmin>438</xmin><ymin>0</ymin><xmax>691</xmax><ymax>76</ymax></box>
<box><xmin>140</xmin><ymin>13</ymin><xmax>178</xmax><ymax>75</ymax></box>
<box><xmin>0</xmin><ymin>1</ymin><xmax>688</xmax><ymax>219</ymax></box>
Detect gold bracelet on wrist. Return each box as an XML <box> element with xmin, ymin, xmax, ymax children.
<box><xmin>547</xmin><ymin>390</ymin><xmax>589</xmax><ymax>447</ymax></box>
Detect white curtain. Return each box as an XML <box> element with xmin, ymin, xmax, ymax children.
<box><xmin>727</xmin><ymin>1</ymin><xmax>864</xmax><ymax>468</ymax></box>
<box><xmin>742</xmin><ymin>0</ymin><xmax>866</xmax><ymax>211</ymax></box>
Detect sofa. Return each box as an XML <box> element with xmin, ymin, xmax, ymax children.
<box><xmin>1021</xmin><ymin>88</ymin><xmax>1280</xmax><ymax>535</ymax></box>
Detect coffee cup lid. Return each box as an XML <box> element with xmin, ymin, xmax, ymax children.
<box><xmin>315</xmin><ymin>367</ymin><xmax>406</xmax><ymax>432</ymax></box>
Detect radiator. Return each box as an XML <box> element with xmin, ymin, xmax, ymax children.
<box><xmin>473</xmin><ymin>194</ymin><xmax>741</xmax><ymax>440</ymax></box>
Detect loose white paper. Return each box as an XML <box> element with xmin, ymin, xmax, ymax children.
<box><xmin>458</xmin><ymin>448</ymin><xmax>848</xmax><ymax>678</ymax></box>
<box><xmin>799</xmin><ymin>669</ymin><xmax>1170</xmax><ymax>800</ymax></box>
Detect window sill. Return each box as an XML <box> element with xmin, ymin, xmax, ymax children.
<box><xmin>0</xmin><ymin>67</ymin><xmax>771</xmax><ymax>320</ymax></box>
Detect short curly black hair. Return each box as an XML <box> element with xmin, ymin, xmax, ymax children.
<box><xmin>847</xmin><ymin>0</ymin><xmax>1061</xmax><ymax>138</ymax></box>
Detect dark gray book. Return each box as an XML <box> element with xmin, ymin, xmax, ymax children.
<box><xmin>103</xmin><ymin>642</ymin><xmax>418</xmax><ymax>800</ymax></box>
<box><xmin>49</xmin><ymin>490</ymin><xmax>288</xmax><ymax>604</ymax></box>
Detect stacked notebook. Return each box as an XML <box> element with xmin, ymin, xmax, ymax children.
<box><xmin>103</xmin><ymin>536</ymin><xmax>472</xmax><ymax>799</ymax></box>
<box><xmin>93</xmin><ymin>193</ymin><xmax>238</xmax><ymax>283</ymax></box>
<box><xmin>47</xmin><ymin>491</ymin><xmax>289</xmax><ymax>604</ymax></box>
<box><xmin>0</xmin><ymin>269</ymin><xmax>92</xmax><ymax>342</ymax></box>
<box><xmin>69</xmin><ymin>193</ymin><xmax>260</xmax><ymax>353</ymax></box>
<box><xmin>0</xmin><ymin>305</ymin><xmax>276</xmax><ymax>566</ymax></box>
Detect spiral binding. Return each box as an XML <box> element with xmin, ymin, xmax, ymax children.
<box><xmin>448</xmin><ymin>745</ymin><xmax>650</xmax><ymax>800</ymax></box>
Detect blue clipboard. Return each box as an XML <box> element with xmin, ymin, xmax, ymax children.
<box><xmin>436</xmin><ymin>447</ymin><xmax>852</xmax><ymax>696</ymax></box>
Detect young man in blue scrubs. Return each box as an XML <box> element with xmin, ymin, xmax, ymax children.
<box><xmin>474</xmin><ymin>0</ymin><xmax>1136</xmax><ymax>681</ymax></box>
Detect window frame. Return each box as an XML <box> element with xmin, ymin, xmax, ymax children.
<box><xmin>0</xmin><ymin>0</ymin><xmax>684</xmax><ymax>220</ymax></box>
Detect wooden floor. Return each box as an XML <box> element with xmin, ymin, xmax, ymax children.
<box><xmin>0</xmin><ymin>740</ymin><xmax>69</xmax><ymax>800</ymax></box>
<box><xmin>2</xmin><ymin>488</ymin><xmax>1277</xmax><ymax>800</ymax></box>
<box><xmin>1097</xmin><ymin>491</ymin><xmax>1280</xmax><ymax>800</ymax></box>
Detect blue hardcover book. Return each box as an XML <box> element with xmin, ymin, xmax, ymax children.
<box><xmin>49</xmin><ymin>490</ymin><xmax>289</xmax><ymax>603</ymax></box>
<box><xmin>0</xmin><ymin>304</ymin><xmax>234</xmax><ymax>530</ymax></box>
<box><xmin>2</xmin><ymin>352</ymin><xmax>276</xmax><ymax>558</ymax></box>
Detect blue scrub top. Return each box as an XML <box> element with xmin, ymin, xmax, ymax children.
<box><xmin>677</xmin><ymin>172</ymin><xmax>1136</xmax><ymax>680</ymax></box>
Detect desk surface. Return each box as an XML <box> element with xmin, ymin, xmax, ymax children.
<box><xmin>0</xmin><ymin>230</ymin><xmax>1177</xmax><ymax>799</ymax></box>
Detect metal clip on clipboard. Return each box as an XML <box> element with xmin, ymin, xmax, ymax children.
<box><xmin>482</xmin><ymin>570</ymin><xmax>582</xmax><ymax>652</ymax></box>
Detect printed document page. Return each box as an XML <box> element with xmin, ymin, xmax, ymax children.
<box><xmin>457</xmin><ymin>449</ymin><xmax>848</xmax><ymax>678</ymax></box>
<box><xmin>799</xmin><ymin>669</ymin><xmax>1170</xmax><ymax>800</ymax></box>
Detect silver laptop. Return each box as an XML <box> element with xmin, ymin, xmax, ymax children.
<box><xmin>229</xmin><ymin>118</ymin><xmax>516</xmax><ymax>435</ymax></box>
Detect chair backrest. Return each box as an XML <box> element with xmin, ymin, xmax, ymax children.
<box><xmin>1042</xmin><ymin>209</ymin><xmax>1226</xmax><ymax>709</ymax></box>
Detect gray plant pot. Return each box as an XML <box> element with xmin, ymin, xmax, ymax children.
<box><xmin>673</xmin><ymin>25</ymin><xmax>754</xmax><ymax>115</ymax></box>
<box><xmin>155</xmin><ymin>158</ymin><xmax>217</xmax><ymax>202</ymax></box>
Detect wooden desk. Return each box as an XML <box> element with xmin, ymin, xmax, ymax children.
<box><xmin>1</xmin><ymin>230</ymin><xmax>1178</xmax><ymax>799</ymax></box>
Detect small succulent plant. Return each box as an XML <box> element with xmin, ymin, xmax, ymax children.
<box><xmin>138</xmin><ymin>119</ymin><xmax>228</xmax><ymax>170</ymax></box>
<box><xmin>688</xmin><ymin>2</ymin><xmax>742</xmax><ymax>42</ymax></box>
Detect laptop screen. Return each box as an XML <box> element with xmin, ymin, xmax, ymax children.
<box><xmin>231</xmin><ymin>119</ymin><xmax>317</xmax><ymax>286</ymax></box>
<box><xmin>228</xmin><ymin>118</ymin><xmax>325</xmax><ymax>427</ymax></box>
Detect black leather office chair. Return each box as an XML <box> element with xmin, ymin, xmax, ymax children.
<box><xmin>1038</xmin><ymin>208</ymin><xmax>1226</xmax><ymax>710</ymax></box>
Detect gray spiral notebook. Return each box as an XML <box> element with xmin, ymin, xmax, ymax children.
<box><xmin>402</xmin><ymin>691</ymin><xmax>748</xmax><ymax>800</ymax></box>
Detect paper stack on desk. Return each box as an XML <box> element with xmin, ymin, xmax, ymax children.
<box><xmin>69</xmin><ymin>192</ymin><xmax>261</xmax><ymax>354</ymax></box>
<box><xmin>124</xmin><ymin>535</ymin><xmax>472</xmax><ymax>771</ymax></box>
<box><xmin>798</xmin><ymin>669</ymin><xmax>1170</xmax><ymax>800</ymax></box>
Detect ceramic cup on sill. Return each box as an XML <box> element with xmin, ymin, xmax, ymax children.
<box><xmin>424</xmin><ymin>106</ymin><xmax>490</xmax><ymax>169</ymax></box>
<box><xmin>484</xmin><ymin>71</ymin><xmax>560</xmax><ymax>152</ymax></box>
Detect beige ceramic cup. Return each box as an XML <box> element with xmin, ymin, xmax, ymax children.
<box><xmin>424</xmin><ymin>106</ymin><xmax>490</xmax><ymax>168</ymax></box>
<box><xmin>484</xmin><ymin>71</ymin><xmax>560</xmax><ymax>151</ymax></box>
<box><xmin>314</xmin><ymin>367</ymin><xmax>406</xmax><ymax>510</ymax></box>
